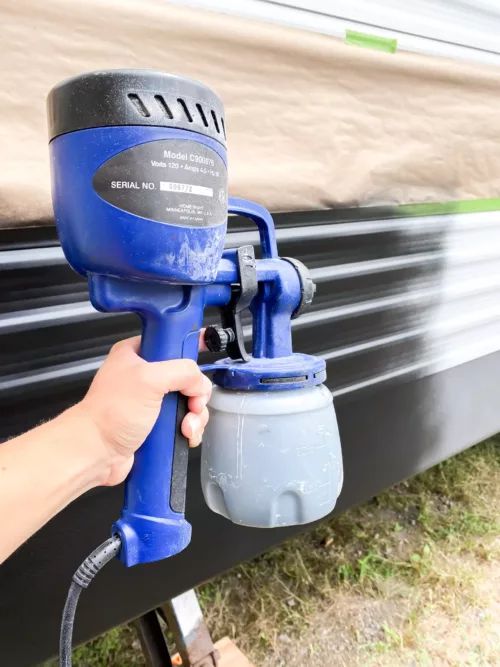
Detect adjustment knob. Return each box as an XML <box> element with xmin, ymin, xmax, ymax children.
<box><xmin>282</xmin><ymin>257</ymin><xmax>317</xmax><ymax>319</ymax></box>
<box><xmin>204</xmin><ymin>326</ymin><xmax>235</xmax><ymax>353</ymax></box>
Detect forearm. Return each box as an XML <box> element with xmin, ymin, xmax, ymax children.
<box><xmin>0</xmin><ymin>406</ymin><xmax>106</xmax><ymax>564</ymax></box>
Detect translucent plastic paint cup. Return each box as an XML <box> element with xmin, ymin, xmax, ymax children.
<box><xmin>201</xmin><ymin>384</ymin><xmax>343</xmax><ymax>528</ymax></box>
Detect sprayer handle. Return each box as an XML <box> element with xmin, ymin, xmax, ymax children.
<box><xmin>88</xmin><ymin>274</ymin><xmax>205</xmax><ymax>566</ymax></box>
<box><xmin>228</xmin><ymin>197</ymin><xmax>278</xmax><ymax>259</ymax></box>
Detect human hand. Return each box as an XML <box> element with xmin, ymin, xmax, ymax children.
<box><xmin>77</xmin><ymin>335</ymin><xmax>211</xmax><ymax>487</ymax></box>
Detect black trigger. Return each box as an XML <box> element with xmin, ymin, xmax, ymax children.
<box><xmin>220</xmin><ymin>245</ymin><xmax>257</xmax><ymax>362</ymax></box>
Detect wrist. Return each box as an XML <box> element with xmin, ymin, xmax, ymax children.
<box><xmin>53</xmin><ymin>403</ymin><xmax>113</xmax><ymax>490</ymax></box>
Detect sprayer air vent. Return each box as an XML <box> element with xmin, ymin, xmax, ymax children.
<box><xmin>127</xmin><ymin>93</ymin><xmax>150</xmax><ymax>118</ymax></box>
<box><xmin>211</xmin><ymin>109</ymin><xmax>220</xmax><ymax>134</ymax></box>
<box><xmin>126</xmin><ymin>92</ymin><xmax>226</xmax><ymax>139</ymax></box>
<box><xmin>154</xmin><ymin>95</ymin><xmax>173</xmax><ymax>119</ymax></box>
<box><xmin>177</xmin><ymin>98</ymin><xmax>193</xmax><ymax>123</ymax></box>
<box><xmin>126</xmin><ymin>94</ymin><xmax>224</xmax><ymax>137</ymax></box>
<box><xmin>196</xmin><ymin>103</ymin><xmax>209</xmax><ymax>127</ymax></box>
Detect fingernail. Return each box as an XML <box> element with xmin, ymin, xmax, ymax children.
<box><xmin>189</xmin><ymin>415</ymin><xmax>202</xmax><ymax>436</ymax></box>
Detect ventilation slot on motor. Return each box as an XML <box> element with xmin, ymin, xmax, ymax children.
<box><xmin>154</xmin><ymin>95</ymin><xmax>173</xmax><ymax>119</ymax></box>
<box><xmin>127</xmin><ymin>93</ymin><xmax>150</xmax><ymax>118</ymax></box>
<box><xmin>196</xmin><ymin>103</ymin><xmax>209</xmax><ymax>127</ymax></box>
<box><xmin>221</xmin><ymin>117</ymin><xmax>226</xmax><ymax>138</ymax></box>
<box><xmin>210</xmin><ymin>110</ymin><xmax>220</xmax><ymax>133</ymax></box>
<box><xmin>177</xmin><ymin>98</ymin><xmax>193</xmax><ymax>122</ymax></box>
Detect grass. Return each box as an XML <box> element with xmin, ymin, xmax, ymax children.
<box><xmin>45</xmin><ymin>434</ymin><xmax>500</xmax><ymax>666</ymax></box>
<box><xmin>69</xmin><ymin>626</ymin><xmax>140</xmax><ymax>667</ymax></box>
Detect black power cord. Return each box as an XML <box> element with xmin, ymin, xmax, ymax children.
<box><xmin>59</xmin><ymin>535</ymin><xmax>122</xmax><ymax>667</ymax></box>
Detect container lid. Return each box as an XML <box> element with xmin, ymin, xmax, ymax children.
<box><xmin>201</xmin><ymin>353</ymin><xmax>326</xmax><ymax>392</ymax></box>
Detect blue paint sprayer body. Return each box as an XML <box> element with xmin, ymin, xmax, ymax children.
<box><xmin>48</xmin><ymin>70</ymin><xmax>343</xmax><ymax>572</ymax></box>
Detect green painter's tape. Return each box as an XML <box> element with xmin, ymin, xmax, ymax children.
<box><xmin>398</xmin><ymin>198</ymin><xmax>500</xmax><ymax>217</ymax></box>
<box><xmin>345</xmin><ymin>29</ymin><xmax>397</xmax><ymax>54</ymax></box>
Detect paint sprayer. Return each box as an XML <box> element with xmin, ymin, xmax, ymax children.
<box><xmin>47</xmin><ymin>70</ymin><xmax>343</xmax><ymax>665</ymax></box>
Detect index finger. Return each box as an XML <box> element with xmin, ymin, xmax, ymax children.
<box><xmin>147</xmin><ymin>359</ymin><xmax>212</xmax><ymax>397</ymax></box>
<box><xmin>198</xmin><ymin>328</ymin><xmax>208</xmax><ymax>352</ymax></box>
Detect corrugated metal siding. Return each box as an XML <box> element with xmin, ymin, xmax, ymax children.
<box><xmin>1</xmin><ymin>208</ymin><xmax>499</xmax><ymax>437</ymax></box>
